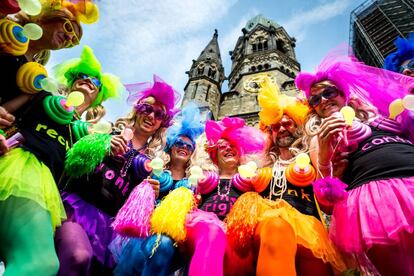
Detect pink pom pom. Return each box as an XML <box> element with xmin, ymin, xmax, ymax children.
<box><xmin>197</xmin><ymin>171</ymin><xmax>219</xmax><ymax>194</ymax></box>
<box><xmin>112</xmin><ymin>179</ymin><xmax>155</xmax><ymax>237</ymax></box>
<box><xmin>313</xmin><ymin>177</ymin><xmax>348</xmax><ymax>207</ymax></box>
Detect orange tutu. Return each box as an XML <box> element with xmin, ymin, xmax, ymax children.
<box><xmin>226</xmin><ymin>192</ymin><xmax>346</xmax><ymax>272</ymax></box>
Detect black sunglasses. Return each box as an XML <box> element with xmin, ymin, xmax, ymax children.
<box><xmin>135</xmin><ymin>103</ymin><xmax>166</xmax><ymax>121</ymax></box>
<box><xmin>308</xmin><ymin>86</ymin><xmax>339</xmax><ymax>107</ymax></box>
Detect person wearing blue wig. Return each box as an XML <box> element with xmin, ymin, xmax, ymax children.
<box><xmin>384</xmin><ymin>33</ymin><xmax>414</xmax><ymax>77</ymax></box>
<box><xmin>111</xmin><ymin>102</ymin><xmax>205</xmax><ymax>276</ymax></box>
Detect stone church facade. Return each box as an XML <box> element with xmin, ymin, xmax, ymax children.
<box><xmin>181</xmin><ymin>15</ymin><xmax>300</xmax><ymax>126</ymax></box>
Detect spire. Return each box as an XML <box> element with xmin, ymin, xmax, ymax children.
<box><xmin>197</xmin><ymin>29</ymin><xmax>223</xmax><ymax>67</ymax></box>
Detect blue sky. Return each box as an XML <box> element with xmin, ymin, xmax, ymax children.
<box><xmin>47</xmin><ymin>0</ymin><xmax>366</xmax><ymax>121</ymax></box>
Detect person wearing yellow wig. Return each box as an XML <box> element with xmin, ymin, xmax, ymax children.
<box><xmin>225</xmin><ymin>77</ymin><xmax>346</xmax><ymax>275</ymax></box>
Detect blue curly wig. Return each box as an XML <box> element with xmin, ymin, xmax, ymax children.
<box><xmin>165</xmin><ymin>102</ymin><xmax>205</xmax><ymax>152</ymax></box>
<box><xmin>384</xmin><ymin>33</ymin><xmax>414</xmax><ymax>72</ymax></box>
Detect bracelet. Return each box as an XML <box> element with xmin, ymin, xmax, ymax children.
<box><xmin>317</xmin><ymin>158</ymin><xmax>333</xmax><ymax>178</ymax></box>
<box><xmin>0</xmin><ymin>129</ymin><xmax>5</xmax><ymax>137</ymax></box>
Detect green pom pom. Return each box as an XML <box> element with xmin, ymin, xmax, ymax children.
<box><xmin>65</xmin><ymin>133</ymin><xmax>112</xmax><ymax>177</ymax></box>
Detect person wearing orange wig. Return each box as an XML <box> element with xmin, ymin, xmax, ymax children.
<box><xmin>226</xmin><ymin>77</ymin><xmax>346</xmax><ymax>275</ymax></box>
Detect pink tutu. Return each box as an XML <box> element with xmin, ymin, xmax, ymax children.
<box><xmin>330</xmin><ymin>176</ymin><xmax>414</xmax><ymax>254</ymax></box>
<box><xmin>185</xmin><ymin>209</ymin><xmax>226</xmax><ymax>232</ymax></box>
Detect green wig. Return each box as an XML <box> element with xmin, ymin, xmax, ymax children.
<box><xmin>53</xmin><ymin>45</ymin><xmax>123</xmax><ymax>107</ymax></box>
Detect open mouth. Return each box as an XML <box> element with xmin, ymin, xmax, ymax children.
<box><xmin>143</xmin><ymin>118</ymin><xmax>154</xmax><ymax>127</ymax></box>
<box><xmin>177</xmin><ymin>149</ymin><xmax>188</xmax><ymax>156</ymax></box>
<box><xmin>224</xmin><ymin>151</ymin><xmax>235</xmax><ymax>158</ymax></box>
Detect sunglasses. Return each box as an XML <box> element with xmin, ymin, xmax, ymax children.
<box><xmin>62</xmin><ymin>18</ymin><xmax>80</xmax><ymax>48</ymax></box>
<box><xmin>308</xmin><ymin>86</ymin><xmax>339</xmax><ymax>107</ymax></box>
<box><xmin>174</xmin><ymin>138</ymin><xmax>195</xmax><ymax>152</ymax></box>
<box><xmin>399</xmin><ymin>59</ymin><xmax>414</xmax><ymax>73</ymax></box>
<box><xmin>135</xmin><ymin>103</ymin><xmax>166</xmax><ymax>121</ymax></box>
<box><xmin>217</xmin><ymin>142</ymin><xmax>235</xmax><ymax>151</ymax></box>
<box><xmin>269</xmin><ymin>120</ymin><xmax>294</xmax><ymax>132</ymax></box>
<box><xmin>77</xmin><ymin>73</ymin><xmax>102</xmax><ymax>90</ymax></box>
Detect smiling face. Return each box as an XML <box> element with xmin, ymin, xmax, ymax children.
<box><xmin>170</xmin><ymin>136</ymin><xmax>194</xmax><ymax>165</ymax></box>
<box><xmin>270</xmin><ymin>115</ymin><xmax>297</xmax><ymax>148</ymax></box>
<box><xmin>38</xmin><ymin>18</ymin><xmax>81</xmax><ymax>50</ymax></box>
<box><xmin>134</xmin><ymin>99</ymin><xmax>164</xmax><ymax>136</ymax></box>
<box><xmin>216</xmin><ymin>139</ymin><xmax>240</xmax><ymax>169</ymax></box>
<box><xmin>310</xmin><ymin>81</ymin><xmax>346</xmax><ymax>118</ymax></box>
<box><xmin>71</xmin><ymin>77</ymin><xmax>100</xmax><ymax>107</ymax></box>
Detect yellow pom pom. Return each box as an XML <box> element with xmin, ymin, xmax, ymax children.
<box><xmin>150</xmin><ymin>187</ymin><xmax>195</xmax><ymax>243</ymax></box>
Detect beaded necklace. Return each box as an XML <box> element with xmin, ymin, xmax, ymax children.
<box><xmin>119</xmin><ymin>140</ymin><xmax>147</xmax><ymax>177</ymax></box>
<box><xmin>268</xmin><ymin>158</ymin><xmax>293</xmax><ymax>200</ymax></box>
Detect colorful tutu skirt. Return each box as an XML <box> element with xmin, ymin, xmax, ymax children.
<box><xmin>330</xmin><ymin>176</ymin><xmax>414</xmax><ymax>254</ymax></box>
<box><xmin>226</xmin><ymin>192</ymin><xmax>346</xmax><ymax>272</ymax></box>
<box><xmin>0</xmin><ymin>148</ymin><xmax>65</xmax><ymax>230</ymax></box>
<box><xmin>185</xmin><ymin>208</ymin><xmax>226</xmax><ymax>232</ymax></box>
<box><xmin>61</xmin><ymin>192</ymin><xmax>116</xmax><ymax>267</ymax></box>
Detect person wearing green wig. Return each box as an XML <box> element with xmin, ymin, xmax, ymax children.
<box><xmin>53</xmin><ymin>45</ymin><xmax>122</xmax><ymax>123</ymax></box>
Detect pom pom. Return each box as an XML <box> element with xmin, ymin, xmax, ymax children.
<box><xmin>225</xmin><ymin>192</ymin><xmax>265</xmax><ymax>255</ymax></box>
<box><xmin>112</xmin><ymin>180</ymin><xmax>155</xmax><ymax>237</ymax></box>
<box><xmin>313</xmin><ymin>177</ymin><xmax>348</xmax><ymax>207</ymax></box>
<box><xmin>65</xmin><ymin>133</ymin><xmax>111</xmax><ymax>177</ymax></box>
<box><xmin>150</xmin><ymin>187</ymin><xmax>195</xmax><ymax>243</ymax></box>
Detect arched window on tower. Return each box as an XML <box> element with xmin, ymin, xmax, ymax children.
<box><xmin>277</xmin><ymin>39</ymin><xmax>287</xmax><ymax>54</ymax></box>
<box><xmin>252</xmin><ymin>37</ymin><xmax>268</xmax><ymax>53</ymax></box>
<box><xmin>197</xmin><ymin>63</ymin><xmax>205</xmax><ymax>76</ymax></box>
<box><xmin>208</xmin><ymin>64</ymin><xmax>217</xmax><ymax>79</ymax></box>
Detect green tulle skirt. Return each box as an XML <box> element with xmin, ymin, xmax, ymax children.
<box><xmin>0</xmin><ymin>148</ymin><xmax>66</xmax><ymax>230</ymax></box>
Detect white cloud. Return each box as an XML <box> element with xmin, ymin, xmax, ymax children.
<box><xmin>281</xmin><ymin>0</ymin><xmax>351</xmax><ymax>41</ymax></box>
<box><xmin>48</xmin><ymin>0</ymin><xmax>238</xmax><ymax>121</ymax></box>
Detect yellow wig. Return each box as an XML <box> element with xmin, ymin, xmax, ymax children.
<box><xmin>258</xmin><ymin>77</ymin><xmax>310</xmax><ymax>129</ymax></box>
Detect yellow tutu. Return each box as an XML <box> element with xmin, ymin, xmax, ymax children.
<box><xmin>226</xmin><ymin>192</ymin><xmax>346</xmax><ymax>272</ymax></box>
<box><xmin>0</xmin><ymin>148</ymin><xmax>66</xmax><ymax>230</ymax></box>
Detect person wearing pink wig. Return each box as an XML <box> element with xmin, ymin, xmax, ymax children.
<box><xmin>56</xmin><ymin>75</ymin><xmax>180</xmax><ymax>275</ymax></box>
<box><xmin>296</xmin><ymin>49</ymin><xmax>414</xmax><ymax>276</ymax></box>
<box><xmin>184</xmin><ymin>117</ymin><xmax>265</xmax><ymax>276</ymax></box>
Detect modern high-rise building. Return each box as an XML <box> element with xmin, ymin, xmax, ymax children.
<box><xmin>350</xmin><ymin>0</ymin><xmax>414</xmax><ymax>67</ymax></box>
<box><xmin>182</xmin><ymin>15</ymin><xmax>300</xmax><ymax>126</ymax></box>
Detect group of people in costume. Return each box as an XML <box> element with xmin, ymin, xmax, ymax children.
<box><xmin>0</xmin><ymin>1</ymin><xmax>414</xmax><ymax>275</ymax></box>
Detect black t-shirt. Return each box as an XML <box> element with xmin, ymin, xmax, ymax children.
<box><xmin>66</xmin><ymin>150</ymin><xmax>150</xmax><ymax>217</ymax></box>
<box><xmin>15</xmin><ymin>91</ymin><xmax>72</xmax><ymax>181</ymax></box>
<box><xmin>343</xmin><ymin>127</ymin><xmax>414</xmax><ymax>190</ymax></box>
<box><xmin>261</xmin><ymin>177</ymin><xmax>320</xmax><ymax>220</ymax></box>
<box><xmin>199</xmin><ymin>179</ymin><xmax>244</xmax><ymax>220</ymax></box>
<box><xmin>0</xmin><ymin>54</ymin><xmax>28</xmax><ymax>105</ymax></box>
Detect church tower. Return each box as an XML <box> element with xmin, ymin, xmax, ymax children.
<box><xmin>219</xmin><ymin>14</ymin><xmax>300</xmax><ymax>126</ymax></box>
<box><xmin>182</xmin><ymin>30</ymin><xmax>225</xmax><ymax>120</ymax></box>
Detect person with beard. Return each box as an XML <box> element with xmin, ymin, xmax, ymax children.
<box><xmin>112</xmin><ymin>102</ymin><xmax>204</xmax><ymax>276</ymax></box>
<box><xmin>225</xmin><ymin>77</ymin><xmax>346</xmax><ymax>276</ymax></box>
<box><xmin>58</xmin><ymin>75</ymin><xmax>179</xmax><ymax>275</ymax></box>
<box><xmin>296</xmin><ymin>49</ymin><xmax>414</xmax><ymax>275</ymax></box>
